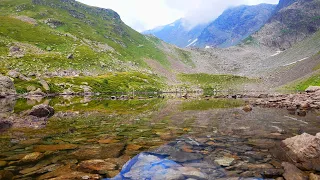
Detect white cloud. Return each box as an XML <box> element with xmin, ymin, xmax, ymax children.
<box><xmin>77</xmin><ymin>0</ymin><xmax>183</xmax><ymax>32</ymax></box>
<box><xmin>77</xmin><ymin>0</ymin><xmax>279</xmax><ymax>32</ymax></box>
<box><xmin>165</xmin><ymin>0</ymin><xmax>279</xmax><ymax>29</ymax></box>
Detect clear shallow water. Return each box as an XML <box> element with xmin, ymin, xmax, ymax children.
<box><xmin>0</xmin><ymin>96</ymin><xmax>320</xmax><ymax>179</ymax></box>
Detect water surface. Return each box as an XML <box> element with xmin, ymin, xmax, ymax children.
<box><xmin>0</xmin><ymin>96</ymin><xmax>319</xmax><ymax>179</ymax></box>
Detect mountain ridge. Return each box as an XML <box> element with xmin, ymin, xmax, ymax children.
<box><xmin>144</xmin><ymin>3</ymin><xmax>276</xmax><ymax>48</ymax></box>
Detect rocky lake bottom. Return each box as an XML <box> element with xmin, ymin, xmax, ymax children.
<box><xmin>0</xmin><ymin>95</ymin><xmax>320</xmax><ymax>180</ymax></box>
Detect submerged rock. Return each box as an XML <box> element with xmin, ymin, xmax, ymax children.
<box><xmin>0</xmin><ymin>161</ymin><xmax>7</xmax><ymax>167</ymax></box>
<box><xmin>281</xmin><ymin>133</ymin><xmax>320</xmax><ymax>171</ymax></box>
<box><xmin>29</xmin><ymin>104</ymin><xmax>55</xmax><ymax>118</ymax></box>
<box><xmin>20</xmin><ymin>152</ymin><xmax>44</xmax><ymax>163</ymax></box>
<box><xmin>106</xmin><ymin>152</ymin><xmax>208</xmax><ymax>180</ymax></box>
<box><xmin>214</xmin><ymin>157</ymin><xmax>235</xmax><ymax>167</ymax></box>
<box><xmin>77</xmin><ymin>159</ymin><xmax>117</xmax><ymax>174</ymax></box>
<box><xmin>0</xmin><ymin>170</ymin><xmax>14</xmax><ymax>180</ymax></box>
<box><xmin>47</xmin><ymin>171</ymin><xmax>101</xmax><ymax>180</ymax></box>
<box><xmin>72</xmin><ymin>143</ymin><xmax>125</xmax><ymax>160</ymax></box>
<box><xmin>34</xmin><ymin>144</ymin><xmax>78</xmax><ymax>152</ymax></box>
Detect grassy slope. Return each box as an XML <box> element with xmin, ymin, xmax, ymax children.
<box><xmin>178</xmin><ymin>73</ymin><xmax>255</xmax><ymax>94</ymax></box>
<box><xmin>0</xmin><ymin>0</ymin><xmax>256</xmax><ymax>93</ymax></box>
<box><xmin>0</xmin><ymin>0</ymin><xmax>169</xmax><ymax>70</ymax></box>
<box><xmin>14</xmin><ymin>72</ymin><xmax>164</xmax><ymax>94</ymax></box>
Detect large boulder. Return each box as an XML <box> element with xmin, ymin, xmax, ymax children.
<box><xmin>281</xmin><ymin>133</ymin><xmax>320</xmax><ymax>171</ymax></box>
<box><xmin>29</xmin><ymin>104</ymin><xmax>54</xmax><ymax>118</ymax></box>
<box><xmin>0</xmin><ymin>75</ymin><xmax>16</xmax><ymax>97</ymax></box>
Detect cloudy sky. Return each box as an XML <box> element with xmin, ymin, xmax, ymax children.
<box><xmin>78</xmin><ymin>0</ymin><xmax>279</xmax><ymax>32</ymax></box>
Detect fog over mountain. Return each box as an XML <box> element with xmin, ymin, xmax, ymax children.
<box><xmin>165</xmin><ymin>0</ymin><xmax>278</xmax><ymax>30</ymax></box>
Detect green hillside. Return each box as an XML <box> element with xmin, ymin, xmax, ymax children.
<box><xmin>0</xmin><ymin>0</ymin><xmax>198</xmax><ymax>93</ymax></box>
<box><xmin>0</xmin><ymin>0</ymin><xmax>173</xmax><ymax>72</ymax></box>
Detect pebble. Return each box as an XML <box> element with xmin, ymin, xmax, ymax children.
<box><xmin>214</xmin><ymin>157</ymin><xmax>235</xmax><ymax>167</ymax></box>
<box><xmin>0</xmin><ymin>160</ymin><xmax>7</xmax><ymax>167</ymax></box>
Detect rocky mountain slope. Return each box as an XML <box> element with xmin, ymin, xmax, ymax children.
<box><xmin>252</xmin><ymin>0</ymin><xmax>320</xmax><ymax>50</ymax></box>
<box><xmin>144</xmin><ymin>4</ymin><xmax>275</xmax><ymax>48</ymax></box>
<box><xmin>1</xmin><ymin>0</ymin><xmax>319</xmax><ymax>94</ymax></box>
<box><xmin>197</xmin><ymin>4</ymin><xmax>276</xmax><ymax>48</ymax></box>
<box><xmin>142</xmin><ymin>19</ymin><xmax>208</xmax><ymax>48</ymax></box>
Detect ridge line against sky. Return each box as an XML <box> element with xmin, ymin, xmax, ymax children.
<box><xmin>77</xmin><ymin>0</ymin><xmax>279</xmax><ymax>32</ymax></box>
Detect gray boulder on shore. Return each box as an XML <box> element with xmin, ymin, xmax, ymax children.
<box><xmin>0</xmin><ymin>75</ymin><xmax>16</xmax><ymax>97</ymax></box>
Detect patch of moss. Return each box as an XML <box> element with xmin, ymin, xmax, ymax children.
<box><xmin>285</xmin><ymin>74</ymin><xmax>320</xmax><ymax>91</ymax></box>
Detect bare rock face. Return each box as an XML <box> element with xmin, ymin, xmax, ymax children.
<box><xmin>253</xmin><ymin>0</ymin><xmax>320</xmax><ymax>50</ymax></box>
<box><xmin>44</xmin><ymin>18</ymin><xmax>64</xmax><ymax>28</ymax></box>
<box><xmin>281</xmin><ymin>133</ymin><xmax>320</xmax><ymax>171</ymax></box>
<box><xmin>0</xmin><ymin>75</ymin><xmax>16</xmax><ymax>97</ymax></box>
<box><xmin>29</xmin><ymin>104</ymin><xmax>55</xmax><ymax>118</ymax></box>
